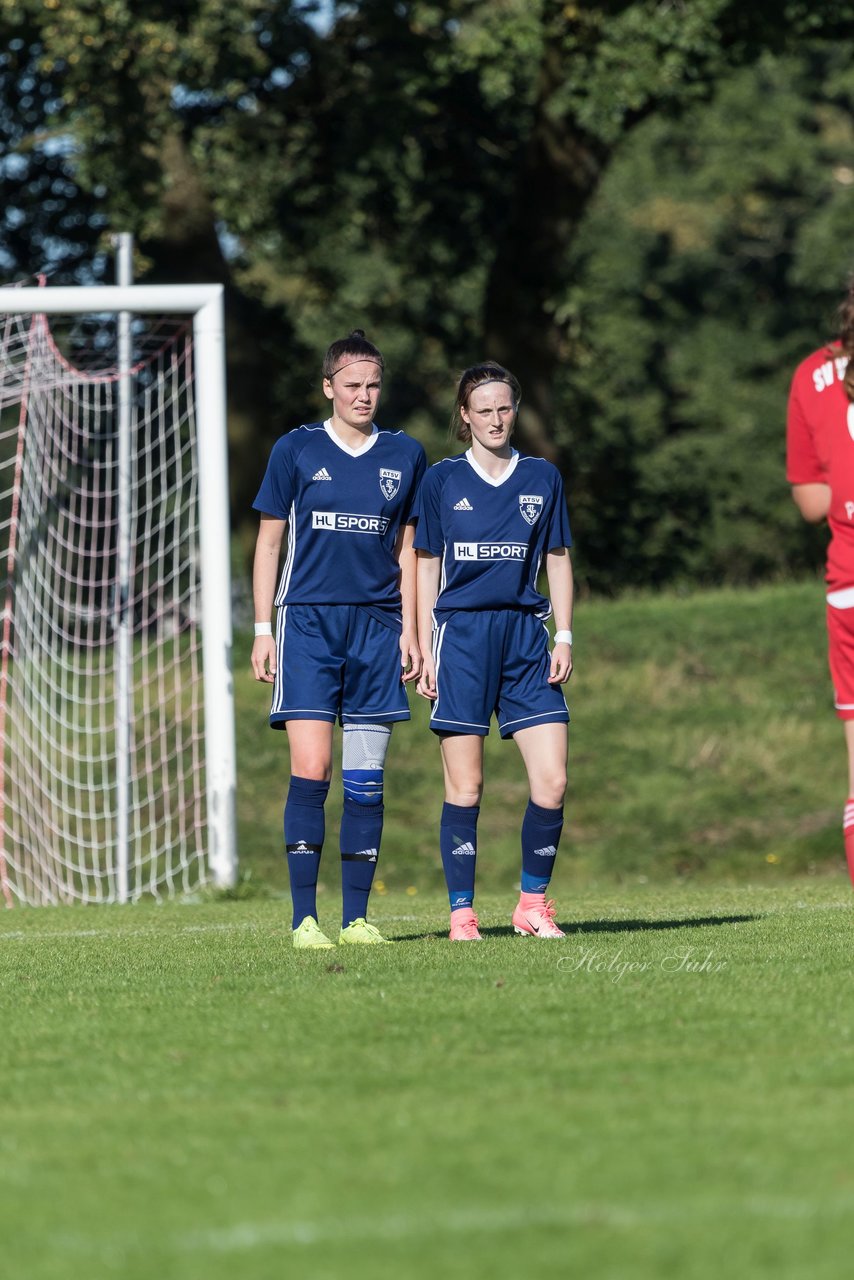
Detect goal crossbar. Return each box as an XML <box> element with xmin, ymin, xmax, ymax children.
<box><xmin>0</xmin><ymin>283</ymin><xmax>237</xmax><ymax>898</ymax></box>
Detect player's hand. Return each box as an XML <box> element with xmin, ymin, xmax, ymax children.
<box><xmin>416</xmin><ymin>655</ymin><xmax>438</xmax><ymax>700</ymax></box>
<box><xmin>548</xmin><ymin>641</ymin><xmax>572</xmax><ymax>685</ymax></box>
<box><xmin>251</xmin><ymin>636</ymin><xmax>277</xmax><ymax>683</ymax></box>
<box><xmin>400</xmin><ymin>629</ymin><xmax>423</xmax><ymax>684</ymax></box>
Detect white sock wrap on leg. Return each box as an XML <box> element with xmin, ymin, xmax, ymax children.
<box><xmin>342</xmin><ymin>723</ymin><xmax>392</xmax><ymax>806</ymax></box>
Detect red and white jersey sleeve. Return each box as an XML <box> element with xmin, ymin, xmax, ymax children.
<box><xmin>786</xmin><ymin>343</ymin><xmax>854</xmax><ymax>594</ymax></box>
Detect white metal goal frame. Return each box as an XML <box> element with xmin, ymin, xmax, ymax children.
<box><xmin>0</xmin><ymin>283</ymin><xmax>237</xmax><ymax>901</ymax></box>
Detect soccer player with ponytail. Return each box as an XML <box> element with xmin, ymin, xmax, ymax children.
<box><xmin>787</xmin><ymin>278</ymin><xmax>854</xmax><ymax>885</ymax></box>
<box><xmin>251</xmin><ymin>331</ymin><xmax>426</xmax><ymax>947</ymax></box>
<box><xmin>414</xmin><ymin>362</ymin><xmax>574</xmax><ymax>941</ymax></box>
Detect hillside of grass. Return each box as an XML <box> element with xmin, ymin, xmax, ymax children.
<box><xmin>234</xmin><ymin>578</ymin><xmax>848</xmax><ymax>899</ymax></box>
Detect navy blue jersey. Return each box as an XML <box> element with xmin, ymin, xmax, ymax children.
<box><xmin>253</xmin><ymin>422</ymin><xmax>427</xmax><ymax>621</ymax></box>
<box><xmin>413</xmin><ymin>450</ymin><xmax>571</xmax><ymax>618</ymax></box>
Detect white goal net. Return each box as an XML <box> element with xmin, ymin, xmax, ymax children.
<box><xmin>0</xmin><ymin>284</ymin><xmax>237</xmax><ymax>906</ymax></box>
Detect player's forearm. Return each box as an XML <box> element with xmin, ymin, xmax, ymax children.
<box><xmin>546</xmin><ymin>547</ymin><xmax>574</xmax><ymax>633</ymax></box>
<box><xmin>252</xmin><ymin>558</ymin><xmax>279</xmax><ymax>622</ymax></box>
<box><xmin>396</xmin><ymin>522</ymin><xmax>418</xmax><ymax>634</ymax></box>
<box><xmin>252</xmin><ymin>520</ymin><xmax>286</xmax><ymax>623</ymax></box>
<box><xmin>416</xmin><ymin>552</ymin><xmax>441</xmax><ymax>653</ymax></box>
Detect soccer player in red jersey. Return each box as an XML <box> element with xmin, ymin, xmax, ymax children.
<box><xmin>786</xmin><ymin>279</ymin><xmax>854</xmax><ymax>885</ymax></box>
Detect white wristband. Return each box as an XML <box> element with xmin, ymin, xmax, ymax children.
<box><xmin>553</xmin><ymin>629</ymin><xmax>573</xmax><ymax>646</ymax></box>
<box><xmin>254</xmin><ymin>622</ymin><xmax>273</xmax><ymax>637</ymax></box>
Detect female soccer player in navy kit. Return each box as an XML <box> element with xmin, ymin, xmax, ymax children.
<box><xmin>414</xmin><ymin>363</ymin><xmax>573</xmax><ymax>940</ymax></box>
<box><xmin>251</xmin><ymin>331</ymin><xmax>426</xmax><ymax>948</ymax></box>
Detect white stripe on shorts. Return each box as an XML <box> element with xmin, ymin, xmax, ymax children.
<box><xmin>501</xmin><ymin>708</ymin><xmax>567</xmax><ymax>732</ymax></box>
<box><xmin>272</xmin><ymin>605</ymin><xmax>287</xmax><ymax>709</ymax></box>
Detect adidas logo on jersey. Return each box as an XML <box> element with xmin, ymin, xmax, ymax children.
<box><xmin>453</xmin><ymin>841</ymin><xmax>476</xmax><ymax>856</ymax></box>
<box><xmin>312</xmin><ymin>467</ymin><xmax>332</xmax><ymax>481</ymax></box>
<box><xmin>453</xmin><ymin>496</ymin><xmax>474</xmax><ymax>511</ymax></box>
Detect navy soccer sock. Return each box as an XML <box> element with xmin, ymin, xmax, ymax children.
<box><xmin>440</xmin><ymin>802</ymin><xmax>480</xmax><ymax>910</ymax></box>
<box><xmin>284</xmin><ymin>775</ymin><xmax>329</xmax><ymax>928</ymax></box>
<box><xmin>340</xmin><ymin>796</ymin><xmax>384</xmax><ymax>928</ymax></box>
<box><xmin>520</xmin><ymin>799</ymin><xmax>564</xmax><ymax>893</ymax></box>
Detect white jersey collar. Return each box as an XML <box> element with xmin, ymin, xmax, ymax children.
<box><xmin>465</xmin><ymin>447</ymin><xmax>519</xmax><ymax>487</ymax></box>
<box><xmin>324</xmin><ymin>419</ymin><xmax>379</xmax><ymax>457</ymax></box>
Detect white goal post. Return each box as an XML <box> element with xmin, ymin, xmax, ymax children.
<box><xmin>0</xmin><ymin>283</ymin><xmax>237</xmax><ymax>904</ymax></box>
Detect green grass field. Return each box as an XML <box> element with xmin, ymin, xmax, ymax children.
<box><xmin>2</xmin><ymin>885</ymin><xmax>852</xmax><ymax>1279</ymax></box>
<box><xmin>2</xmin><ymin>579</ymin><xmax>853</xmax><ymax>1278</ymax></box>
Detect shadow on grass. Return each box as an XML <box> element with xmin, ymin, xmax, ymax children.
<box><xmin>566</xmin><ymin>913</ymin><xmax>759</xmax><ymax>935</ymax></box>
<box><xmin>393</xmin><ymin>914</ymin><xmax>760</xmax><ymax>942</ymax></box>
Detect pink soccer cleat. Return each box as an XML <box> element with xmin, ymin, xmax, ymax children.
<box><xmin>450</xmin><ymin>907</ymin><xmax>482</xmax><ymax>941</ymax></box>
<box><xmin>512</xmin><ymin>892</ymin><xmax>565</xmax><ymax>939</ymax></box>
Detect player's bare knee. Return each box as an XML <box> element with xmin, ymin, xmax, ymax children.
<box><xmin>446</xmin><ymin>783</ymin><xmax>483</xmax><ymax>808</ymax></box>
<box><xmin>531</xmin><ymin>774</ymin><xmax>566</xmax><ymax>809</ymax></box>
<box><xmin>290</xmin><ymin>757</ymin><xmax>333</xmax><ymax>783</ymax></box>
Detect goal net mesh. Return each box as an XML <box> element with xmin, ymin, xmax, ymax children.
<box><xmin>0</xmin><ymin>305</ymin><xmax>209</xmax><ymax>905</ymax></box>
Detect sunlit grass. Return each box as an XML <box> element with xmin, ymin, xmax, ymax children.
<box><xmin>1</xmin><ymin>883</ymin><xmax>852</xmax><ymax>1279</ymax></box>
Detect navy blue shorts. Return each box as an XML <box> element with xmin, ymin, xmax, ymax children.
<box><xmin>270</xmin><ymin>604</ymin><xmax>410</xmax><ymax>728</ymax></box>
<box><xmin>430</xmin><ymin>609</ymin><xmax>569</xmax><ymax>738</ymax></box>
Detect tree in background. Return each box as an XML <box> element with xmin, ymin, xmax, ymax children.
<box><xmin>562</xmin><ymin>42</ymin><xmax>854</xmax><ymax>590</ymax></box>
<box><xmin>1</xmin><ymin>0</ymin><xmax>324</xmax><ymax>520</ymax></box>
<box><xmin>2</xmin><ymin>0</ymin><xmax>853</xmax><ymax>589</ymax></box>
<box><xmin>0</xmin><ymin>11</ymin><xmax>107</xmax><ymax>280</ymax></box>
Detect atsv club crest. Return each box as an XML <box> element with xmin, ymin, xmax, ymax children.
<box><xmin>380</xmin><ymin>468</ymin><xmax>402</xmax><ymax>500</ymax></box>
<box><xmin>519</xmin><ymin>494</ymin><xmax>543</xmax><ymax>526</ymax></box>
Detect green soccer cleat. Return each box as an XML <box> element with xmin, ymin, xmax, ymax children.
<box><xmin>293</xmin><ymin>917</ymin><xmax>335</xmax><ymax>950</ymax></box>
<box><xmin>338</xmin><ymin>918</ymin><xmax>393</xmax><ymax>945</ymax></box>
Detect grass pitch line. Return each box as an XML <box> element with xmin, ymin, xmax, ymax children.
<box><xmin>177</xmin><ymin>1192</ymin><xmax>854</xmax><ymax>1254</ymax></box>
<box><xmin>0</xmin><ymin>915</ymin><xmax>425</xmax><ymax>944</ymax></box>
<box><xmin>0</xmin><ymin>920</ymin><xmax>266</xmax><ymax>944</ymax></box>
<box><xmin>178</xmin><ymin>1203</ymin><xmax>644</xmax><ymax>1252</ymax></box>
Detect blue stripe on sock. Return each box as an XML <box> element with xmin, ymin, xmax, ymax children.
<box><xmin>342</xmin><ymin>768</ymin><xmax>384</xmax><ymax>804</ymax></box>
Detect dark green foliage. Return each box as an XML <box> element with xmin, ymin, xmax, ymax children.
<box><xmin>563</xmin><ymin>46</ymin><xmax>854</xmax><ymax>590</ymax></box>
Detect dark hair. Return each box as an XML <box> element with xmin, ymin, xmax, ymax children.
<box><xmin>837</xmin><ymin>279</ymin><xmax>854</xmax><ymax>403</ymax></box>
<box><xmin>451</xmin><ymin>362</ymin><xmax>522</xmax><ymax>443</ymax></box>
<box><xmin>322</xmin><ymin>329</ymin><xmax>385</xmax><ymax>381</ymax></box>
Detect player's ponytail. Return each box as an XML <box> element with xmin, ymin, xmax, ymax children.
<box><xmin>450</xmin><ymin>362</ymin><xmax>522</xmax><ymax>443</ymax></box>
<box><xmin>323</xmin><ymin>330</ymin><xmax>385</xmax><ymax>381</ymax></box>
<box><xmin>837</xmin><ymin>277</ymin><xmax>854</xmax><ymax>403</ymax></box>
